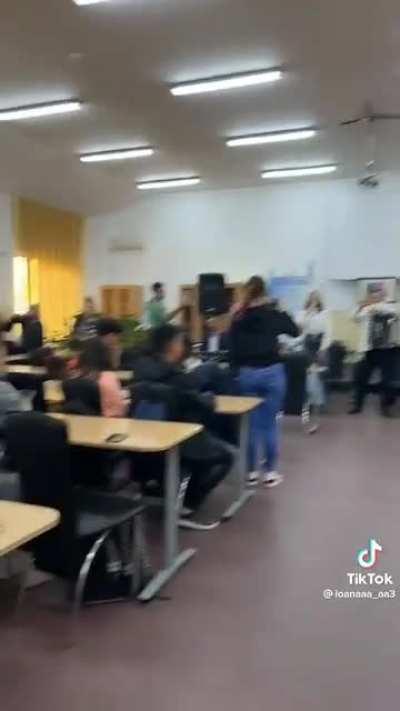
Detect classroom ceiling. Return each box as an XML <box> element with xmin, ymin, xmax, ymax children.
<box><xmin>0</xmin><ymin>0</ymin><xmax>400</xmax><ymax>215</ymax></box>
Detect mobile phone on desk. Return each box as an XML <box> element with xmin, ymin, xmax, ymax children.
<box><xmin>105</xmin><ymin>433</ymin><xmax>128</xmax><ymax>444</ymax></box>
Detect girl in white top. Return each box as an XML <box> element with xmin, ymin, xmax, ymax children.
<box><xmin>297</xmin><ymin>291</ymin><xmax>332</xmax><ymax>354</ymax></box>
<box><xmin>296</xmin><ymin>291</ymin><xmax>331</xmax><ymax>417</ymax></box>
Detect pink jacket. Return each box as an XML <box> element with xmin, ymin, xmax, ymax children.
<box><xmin>98</xmin><ymin>372</ymin><xmax>127</xmax><ymax>418</ymax></box>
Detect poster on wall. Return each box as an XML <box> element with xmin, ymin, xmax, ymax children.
<box><xmin>357</xmin><ymin>278</ymin><xmax>397</xmax><ymax>303</ymax></box>
<box><xmin>269</xmin><ymin>276</ymin><xmax>310</xmax><ymax>315</ymax></box>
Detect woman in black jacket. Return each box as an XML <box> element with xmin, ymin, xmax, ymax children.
<box><xmin>230</xmin><ymin>276</ymin><xmax>299</xmax><ymax>487</ymax></box>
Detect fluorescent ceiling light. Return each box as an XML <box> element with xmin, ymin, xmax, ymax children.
<box><xmin>73</xmin><ymin>0</ymin><xmax>109</xmax><ymax>6</ymax></box>
<box><xmin>80</xmin><ymin>147</ymin><xmax>154</xmax><ymax>163</ymax></box>
<box><xmin>137</xmin><ymin>177</ymin><xmax>201</xmax><ymax>190</ymax></box>
<box><xmin>0</xmin><ymin>100</ymin><xmax>81</xmax><ymax>121</ymax></box>
<box><xmin>261</xmin><ymin>165</ymin><xmax>337</xmax><ymax>179</ymax></box>
<box><xmin>171</xmin><ymin>70</ymin><xmax>282</xmax><ymax>96</ymax></box>
<box><xmin>227</xmin><ymin>129</ymin><xmax>316</xmax><ymax>147</ymax></box>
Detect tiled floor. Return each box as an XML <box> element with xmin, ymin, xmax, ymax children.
<box><xmin>1</xmin><ymin>398</ymin><xmax>400</xmax><ymax>710</ymax></box>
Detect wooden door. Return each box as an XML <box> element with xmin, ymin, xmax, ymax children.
<box><xmin>100</xmin><ymin>285</ymin><xmax>144</xmax><ymax>320</ymax></box>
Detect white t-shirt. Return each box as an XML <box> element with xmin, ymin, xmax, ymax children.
<box><xmin>296</xmin><ymin>309</ymin><xmax>332</xmax><ymax>351</ymax></box>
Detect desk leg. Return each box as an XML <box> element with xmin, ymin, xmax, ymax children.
<box><xmin>222</xmin><ymin>413</ymin><xmax>255</xmax><ymax>521</ymax></box>
<box><xmin>138</xmin><ymin>446</ymin><xmax>197</xmax><ymax>602</ymax></box>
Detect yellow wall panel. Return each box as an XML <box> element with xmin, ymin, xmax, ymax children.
<box><xmin>14</xmin><ymin>198</ymin><xmax>83</xmax><ymax>339</ymax></box>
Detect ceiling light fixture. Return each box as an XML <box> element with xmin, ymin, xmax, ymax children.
<box><xmin>0</xmin><ymin>100</ymin><xmax>81</xmax><ymax>121</ymax></box>
<box><xmin>137</xmin><ymin>177</ymin><xmax>201</xmax><ymax>190</ymax></box>
<box><xmin>261</xmin><ymin>165</ymin><xmax>337</xmax><ymax>179</ymax></box>
<box><xmin>171</xmin><ymin>69</ymin><xmax>282</xmax><ymax>96</ymax></box>
<box><xmin>73</xmin><ymin>0</ymin><xmax>109</xmax><ymax>6</ymax></box>
<box><xmin>80</xmin><ymin>147</ymin><xmax>154</xmax><ymax>163</ymax></box>
<box><xmin>227</xmin><ymin>128</ymin><xmax>316</xmax><ymax>147</ymax></box>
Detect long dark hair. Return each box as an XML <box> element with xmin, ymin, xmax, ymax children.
<box><xmin>242</xmin><ymin>276</ymin><xmax>267</xmax><ymax>307</ymax></box>
<box><xmin>304</xmin><ymin>290</ymin><xmax>324</xmax><ymax>312</ymax></box>
<box><xmin>79</xmin><ymin>338</ymin><xmax>112</xmax><ymax>375</ymax></box>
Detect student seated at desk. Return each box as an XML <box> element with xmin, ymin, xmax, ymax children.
<box><xmin>134</xmin><ymin>324</ymin><xmax>233</xmax><ymax>529</ymax></box>
<box><xmin>63</xmin><ymin>340</ymin><xmax>130</xmax><ymax>493</ymax></box>
<box><xmin>76</xmin><ymin>339</ymin><xmax>127</xmax><ymax>418</ymax></box>
<box><xmin>97</xmin><ymin>317</ymin><xmax>124</xmax><ymax>371</ymax></box>
<box><xmin>0</xmin><ymin>341</ymin><xmax>23</xmax><ymax>430</ymax></box>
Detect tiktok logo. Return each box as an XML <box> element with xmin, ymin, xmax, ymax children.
<box><xmin>357</xmin><ymin>539</ymin><xmax>383</xmax><ymax>569</ymax></box>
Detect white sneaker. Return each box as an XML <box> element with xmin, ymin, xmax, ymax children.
<box><xmin>263</xmin><ymin>472</ymin><xmax>283</xmax><ymax>488</ymax></box>
<box><xmin>247</xmin><ymin>471</ymin><xmax>261</xmax><ymax>486</ymax></box>
<box><xmin>180</xmin><ymin>506</ymin><xmax>195</xmax><ymax>517</ymax></box>
<box><xmin>179</xmin><ymin>518</ymin><xmax>220</xmax><ymax>531</ymax></box>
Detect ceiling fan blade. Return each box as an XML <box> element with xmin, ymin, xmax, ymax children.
<box><xmin>340</xmin><ymin>117</ymin><xmax>363</xmax><ymax>126</ymax></box>
<box><xmin>371</xmin><ymin>113</ymin><xmax>400</xmax><ymax>121</ymax></box>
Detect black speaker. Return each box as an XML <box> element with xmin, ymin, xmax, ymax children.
<box><xmin>198</xmin><ymin>273</ymin><xmax>227</xmax><ymax>316</ymax></box>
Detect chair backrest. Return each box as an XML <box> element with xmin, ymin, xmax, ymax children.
<box><xmin>304</xmin><ymin>333</ymin><xmax>323</xmax><ymax>360</ymax></box>
<box><xmin>283</xmin><ymin>353</ymin><xmax>308</xmax><ymax>415</ymax></box>
<box><xmin>328</xmin><ymin>341</ymin><xmax>347</xmax><ymax>380</ymax></box>
<box><xmin>63</xmin><ymin>376</ymin><xmax>101</xmax><ymax>416</ymax></box>
<box><xmin>131</xmin><ymin>382</ymin><xmax>179</xmax><ymax>422</ymax></box>
<box><xmin>4</xmin><ymin>412</ymin><xmax>76</xmax><ymax>576</ymax></box>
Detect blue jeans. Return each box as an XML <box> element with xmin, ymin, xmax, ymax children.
<box><xmin>238</xmin><ymin>364</ymin><xmax>286</xmax><ymax>473</ymax></box>
<box><xmin>306</xmin><ymin>368</ymin><xmax>325</xmax><ymax>407</ymax></box>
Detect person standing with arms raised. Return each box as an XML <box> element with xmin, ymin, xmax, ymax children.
<box><xmin>349</xmin><ymin>284</ymin><xmax>398</xmax><ymax>417</ymax></box>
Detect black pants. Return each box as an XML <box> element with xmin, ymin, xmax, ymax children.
<box><xmin>184</xmin><ymin>436</ymin><xmax>233</xmax><ymax>510</ymax></box>
<box><xmin>133</xmin><ymin>434</ymin><xmax>233</xmax><ymax>511</ymax></box>
<box><xmin>353</xmin><ymin>348</ymin><xmax>397</xmax><ymax>411</ymax></box>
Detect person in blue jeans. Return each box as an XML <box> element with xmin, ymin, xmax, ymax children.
<box><xmin>230</xmin><ymin>277</ymin><xmax>299</xmax><ymax>487</ymax></box>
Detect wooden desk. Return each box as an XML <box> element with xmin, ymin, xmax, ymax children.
<box><xmin>43</xmin><ymin>380</ymin><xmax>65</xmax><ymax>408</ymax></box>
<box><xmin>5</xmin><ymin>365</ymin><xmax>46</xmax><ymax>376</ymax></box>
<box><xmin>52</xmin><ymin>414</ymin><xmax>200</xmax><ymax>452</ymax></box>
<box><xmin>216</xmin><ymin>396</ymin><xmax>262</xmax><ymax>416</ymax></box>
<box><xmin>51</xmin><ymin>413</ymin><xmax>202</xmax><ymax>601</ymax></box>
<box><xmin>5</xmin><ymin>354</ymin><xmax>29</xmax><ymax>364</ymax></box>
<box><xmin>5</xmin><ymin>365</ymin><xmax>134</xmax><ymax>384</ymax></box>
<box><xmin>216</xmin><ymin>396</ymin><xmax>262</xmax><ymax>521</ymax></box>
<box><xmin>0</xmin><ymin>502</ymin><xmax>60</xmax><ymax>557</ymax></box>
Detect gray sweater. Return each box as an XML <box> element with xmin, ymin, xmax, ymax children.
<box><xmin>0</xmin><ymin>380</ymin><xmax>23</xmax><ymax>428</ymax></box>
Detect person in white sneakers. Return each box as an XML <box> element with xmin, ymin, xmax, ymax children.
<box><xmin>229</xmin><ymin>277</ymin><xmax>299</xmax><ymax>488</ymax></box>
<box><xmin>297</xmin><ymin>291</ymin><xmax>332</xmax><ymax>430</ymax></box>
<box><xmin>349</xmin><ymin>284</ymin><xmax>398</xmax><ymax>417</ymax></box>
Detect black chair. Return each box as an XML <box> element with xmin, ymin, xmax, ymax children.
<box><xmin>325</xmin><ymin>341</ymin><xmax>351</xmax><ymax>391</ymax></box>
<box><xmin>62</xmin><ymin>377</ymin><xmax>130</xmax><ymax>492</ymax></box>
<box><xmin>4</xmin><ymin>412</ymin><xmax>148</xmax><ymax>611</ymax></box>
<box><xmin>283</xmin><ymin>353</ymin><xmax>308</xmax><ymax>416</ymax></box>
<box><xmin>130</xmin><ymin>382</ymin><xmax>190</xmax><ymax>512</ymax></box>
<box><xmin>63</xmin><ymin>377</ymin><xmax>102</xmax><ymax>416</ymax></box>
<box><xmin>0</xmin><ymin>462</ymin><xmax>21</xmax><ymax>501</ymax></box>
<box><xmin>6</xmin><ymin>372</ymin><xmax>46</xmax><ymax>412</ymax></box>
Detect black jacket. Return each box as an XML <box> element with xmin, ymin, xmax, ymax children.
<box><xmin>230</xmin><ymin>304</ymin><xmax>299</xmax><ymax>368</ymax></box>
<box><xmin>3</xmin><ymin>315</ymin><xmax>43</xmax><ymax>353</ymax></box>
<box><xmin>134</xmin><ymin>356</ymin><xmax>215</xmax><ymax>426</ymax></box>
<box><xmin>133</xmin><ymin>355</ymin><xmax>223</xmax><ymax>460</ymax></box>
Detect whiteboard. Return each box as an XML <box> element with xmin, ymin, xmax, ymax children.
<box><xmin>269</xmin><ymin>276</ymin><xmax>310</xmax><ymax>315</ymax></box>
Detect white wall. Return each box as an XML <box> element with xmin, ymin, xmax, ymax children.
<box><xmin>84</xmin><ymin>174</ymin><xmax>400</xmax><ymax>311</ymax></box>
<box><xmin>0</xmin><ymin>194</ymin><xmax>14</xmax><ymax>315</ymax></box>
